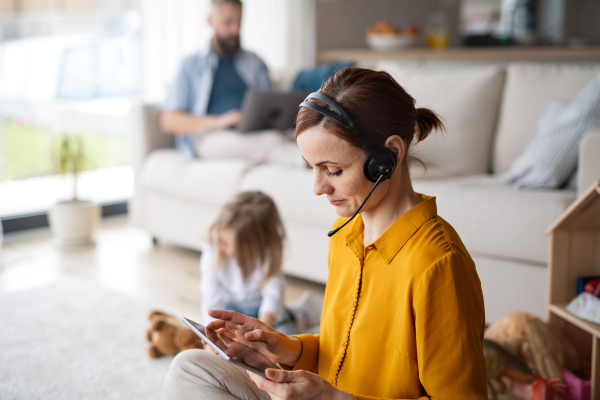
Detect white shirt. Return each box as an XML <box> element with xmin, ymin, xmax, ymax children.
<box><xmin>200</xmin><ymin>243</ymin><xmax>285</xmax><ymax>325</ymax></box>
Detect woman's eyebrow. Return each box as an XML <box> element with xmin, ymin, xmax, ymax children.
<box><xmin>315</xmin><ymin>161</ymin><xmax>339</xmax><ymax>166</ymax></box>
<box><xmin>301</xmin><ymin>156</ymin><xmax>339</xmax><ymax>167</ymax></box>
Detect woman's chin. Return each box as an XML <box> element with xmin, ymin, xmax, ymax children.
<box><xmin>334</xmin><ymin>205</ymin><xmax>355</xmax><ymax>218</ymax></box>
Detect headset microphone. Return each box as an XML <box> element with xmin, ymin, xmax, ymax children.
<box><xmin>299</xmin><ymin>92</ymin><xmax>397</xmax><ymax>237</ymax></box>
<box><xmin>327</xmin><ymin>175</ymin><xmax>384</xmax><ymax>237</ymax></box>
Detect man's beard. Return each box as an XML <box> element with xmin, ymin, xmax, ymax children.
<box><xmin>215</xmin><ymin>34</ymin><xmax>240</xmax><ymax>57</ymax></box>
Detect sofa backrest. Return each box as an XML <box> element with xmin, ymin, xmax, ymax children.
<box><xmin>493</xmin><ymin>63</ymin><xmax>600</xmax><ymax>174</ymax></box>
<box><xmin>376</xmin><ymin>62</ymin><xmax>505</xmax><ymax>178</ymax></box>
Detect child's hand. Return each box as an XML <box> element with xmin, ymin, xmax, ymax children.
<box><xmin>207</xmin><ymin>310</ymin><xmax>302</xmax><ymax>367</ymax></box>
<box><xmin>258</xmin><ymin>312</ymin><xmax>276</xmax><ymax>327</ymax></box>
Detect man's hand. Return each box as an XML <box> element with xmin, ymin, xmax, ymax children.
<box><xmin>248</xmin><ymin>369</ymin><xmax>354</xmax><ymax>400</ymax></box>
<box><xmin>160</xmin><ymin>110</ymin><xmax>242</xmax><ymax>135</ymax></box>
<box><xmin>213</xmin><ymin>109</ymin><xmax>243</xmax><ymax>129</ymax></box>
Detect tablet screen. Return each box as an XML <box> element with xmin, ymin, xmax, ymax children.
<box><xmin>182</xmin><ymin>317</ymin><xmax>279</xmax><ymax>374</ymax></box>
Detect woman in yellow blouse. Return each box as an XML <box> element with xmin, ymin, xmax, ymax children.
<box><xmin>164</xmin><ymin>67</ymin><xmax>488</xmax><ymax>400</ymax></box>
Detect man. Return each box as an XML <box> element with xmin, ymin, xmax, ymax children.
<box><xmin>160</xmin><ymin>0</ymin><xmax>270</xmax><ymax>159</ymax></box>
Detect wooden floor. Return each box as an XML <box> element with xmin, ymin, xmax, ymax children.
<box><xmin>0</xmin><ymin>216</ymin><xmax>326</xmax><ymax>316</ymax></box>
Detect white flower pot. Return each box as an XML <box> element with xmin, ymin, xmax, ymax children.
<box><xmin>49</xmin><ymin>200</ymin><xmax>100</xmax><ymax>246</ymax></box>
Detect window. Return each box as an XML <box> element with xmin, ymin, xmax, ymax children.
<box><xmin>0</xmin><ymin>1</ymin><xmax>141</xmax><ymax>219</ymax></box>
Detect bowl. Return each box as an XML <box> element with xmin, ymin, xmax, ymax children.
<box><xmin>366</xmin><ymin>34</ymin><xmax>419</xmax><ymax>51</ymax></box>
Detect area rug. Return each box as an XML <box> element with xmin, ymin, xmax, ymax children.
<box><xmin>0</xmin><ymin>277</ymin><xmax>186</xmax><ymax>400</ymax></box>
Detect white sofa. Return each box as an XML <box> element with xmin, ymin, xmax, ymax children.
<box><xmin>131</xmin><ymin>63</ymin><xmax>600</xmax><ymax>323</ymax></box>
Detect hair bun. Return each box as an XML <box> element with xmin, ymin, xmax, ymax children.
<box><xmin>414</xmin><ymin>108</ymin><xmax>444</xmax><ymax>144</ymax></box>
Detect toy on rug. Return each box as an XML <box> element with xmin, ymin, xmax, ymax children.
<box><xmin>484</xmin><ymin>339</ymin><xmax>565</xmax><ymax>400</ymax></box>
<box><xmin>146</xmin><ymin>310</ymin><xmax>203</xmax><ymax>358</ymax></box>
<box><xmin>484</xmin><ymin>312</ymin><xmax>578</xmax><ymax>382</ymax></box>
<box><xmin>484</xmin><ymin>338</ymin><xmax>534</xmax><ymax>399</ymax></box>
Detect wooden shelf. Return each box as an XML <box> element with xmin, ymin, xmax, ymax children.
<box><xmin>549</xmin><ymin>303</ymin><xmax>600</xmax><ymax>338</ymax></box>
<box><xmin>546</xmin><ymin>182</ymin><xmax>600</xmax><ymax>399</ymax></box>
<box><xmin>317</xmin><ymin>46</ymin><xmax>600</xmax><ymax>63</ymax></box>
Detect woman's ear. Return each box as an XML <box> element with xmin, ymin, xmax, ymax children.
<box><xmin>384</xmin><ymin>135</ymin><xmax>406</xmax><ymax>165</ymax></box>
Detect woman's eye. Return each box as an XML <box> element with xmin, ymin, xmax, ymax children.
<box><xmin>327</xmin><ymin>169</ymin><xmax>342</xmax><ymax>177</ymax></box>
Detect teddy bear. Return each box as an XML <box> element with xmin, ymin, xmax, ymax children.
<box><xmin>146</xmin><ymin>310</ymin><xmax>203</xmax><ymax>358</ymax></box>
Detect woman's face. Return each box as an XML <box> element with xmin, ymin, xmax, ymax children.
<box><xmin>297</xmin><ymin>126</ymin><xmax>386</xmax><ymax>218</ymax></box>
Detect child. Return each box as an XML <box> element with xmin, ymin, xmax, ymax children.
<box><xmin>200</xmin><ymin>191</ymin><xmax>286</xmax><ymax>328</ymax></box>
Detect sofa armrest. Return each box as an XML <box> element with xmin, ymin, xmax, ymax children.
<box><xmin>130</xmin><ymin>103</ymin><xmax>175</xmax><ymax>175</ymax></box>
<box><xmin>578</xmin><ymin>127</ymin><xmax>600</xmax><ymax>197</ymax></box>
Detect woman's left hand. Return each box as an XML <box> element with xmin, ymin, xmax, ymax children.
<box><xmin>248</xmin><ymin>368</ymin><xmax>353</xmax><ymax>400</ymax></box>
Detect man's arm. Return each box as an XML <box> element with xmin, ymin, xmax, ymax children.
<box><xmin>160</xmin><ymin>109</ymin><xmax>243</xmax><ymax>135</ymax></box>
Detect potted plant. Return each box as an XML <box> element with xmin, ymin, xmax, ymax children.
<box><xmin>48</xmin><ymin>134</ymin><xmax>100</xmax><ymax>246</ymax></box>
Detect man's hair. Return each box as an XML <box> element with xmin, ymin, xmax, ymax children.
<box><xmin>212</xmin><ymin>0</ymin><xmax>242</xmax><ymax>6</ymax></box>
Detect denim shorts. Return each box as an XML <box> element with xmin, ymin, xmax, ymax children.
<box><xmin>224</xmin><ymin>303</ymin><xmax>260</xmax><ymax>319</ymax></box>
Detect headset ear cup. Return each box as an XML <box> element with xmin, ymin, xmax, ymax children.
<box><xmin>362</xmin><ymin>149</ymin><xmax>397</xmax><ymax>182</ymax></box>
<box><xmin>380</xmin><ymin>148</ymin><xmax>397</xmax><ymax>178</ymax></box>
<box><xmin>363</xmin><ymin>155</ymin><xmax>379</xmax><ymax>182</ymax></box>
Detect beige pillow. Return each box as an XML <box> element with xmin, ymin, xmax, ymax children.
<box><xmin>195</xmin><ymin>129</ymin><xmax>305</xmax><ymax>168</ymax></box>
<box><xmin>376</xmin><ymin>63</ymin><xmax>505</xmax><ymax>178</ymax></box>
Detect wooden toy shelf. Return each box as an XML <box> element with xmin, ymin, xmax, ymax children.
<box><xmin>546</xmin><ymin>181</ymin><xmax>600</xmax><ymax>399</ymax></box>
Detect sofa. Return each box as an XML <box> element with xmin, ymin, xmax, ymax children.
<box><xmin>131</xmin><ymin>62</ymin><xmax>600</xmax><ymax>323</ymax></box>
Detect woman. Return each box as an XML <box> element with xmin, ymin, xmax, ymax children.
<box><xmin>165</xmin><ymin>67</ymin><xmax>488</xmax><ymax>400</ymax></box>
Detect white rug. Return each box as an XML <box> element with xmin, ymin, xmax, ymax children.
<box><xmin>0</xmin><ymin>278</ymin><xmax>182</xmax><ymax>400</ymax></box>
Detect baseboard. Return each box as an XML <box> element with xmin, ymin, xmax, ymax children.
<box><xmin>1</xmin><ymin>200</ymin><xmax>129</xmax><ymax>234</ymax></box>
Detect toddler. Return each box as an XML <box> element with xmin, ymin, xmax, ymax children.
<box><xmin>200</xmin><ymin>191</ymin><xmax>286</xmax><ymax>327</ymax></box>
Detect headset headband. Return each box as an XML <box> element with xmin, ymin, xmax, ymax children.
<box><xmin>299</xmin><ymin>92</ymin><xmax>377</xmax><ymax>155</ymax></box>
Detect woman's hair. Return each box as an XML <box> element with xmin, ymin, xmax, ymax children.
<box><xmin>296</xmin><ymin>66</ymin><xmax>445</xmax><ymax>170</ymax></box>
<box><xmin>209</xmin><ymin>191</ymin><xmax>285</xmax><ymax>282</ymax></box>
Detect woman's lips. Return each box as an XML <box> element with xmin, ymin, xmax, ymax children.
<box><xmin>329</xmin><ymin>199</ymin><xmax>346</xmax><ymax>206</ymax></box>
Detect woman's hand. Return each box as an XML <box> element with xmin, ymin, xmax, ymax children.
<box><xmin>206</xmin><ymin>310</ymin><xmax>302</xmax><ymax>367</ymax></box>
<box><xmin>248</xmin><ymin>369</ymin><xmax>353</xmax><ymax>400</ymax></box>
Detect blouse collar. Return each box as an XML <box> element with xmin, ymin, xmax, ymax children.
<box><xmin>344</xmin><ymin>193</ymin><xmax>438</xmax><ymax>264</ymax></box>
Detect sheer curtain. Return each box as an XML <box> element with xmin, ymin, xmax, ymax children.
<box><xmin>140</xmin><ymin>0</ymin><xmax>316</xmax><ymax>102</ymax></box>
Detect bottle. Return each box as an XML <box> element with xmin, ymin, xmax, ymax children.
<box><xmin>426</xmin><ymin>10</ymin><xmax>450</xmax><ymax>48</ymax></box>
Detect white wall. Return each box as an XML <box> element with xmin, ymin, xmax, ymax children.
<box><xmin>140</xmin><ymin>0</ymin><xmax>316</xmax><ymax>103</ymax></box>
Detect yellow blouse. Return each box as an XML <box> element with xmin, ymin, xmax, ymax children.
<box><xmin>290</xmin><ymin>194</ymin><xmax>488</xmax><ymax>400</ymax></box>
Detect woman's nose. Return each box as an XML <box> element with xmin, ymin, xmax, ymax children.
<box><xmin>313</xmin><ymin>173</ymin><xmax>332</xmax><ymax>196</ymax></box>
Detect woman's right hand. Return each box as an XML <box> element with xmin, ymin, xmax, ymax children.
<box><xmin>206</xmin><ymin>310</ymin><xmax>302</xmax><ymax>367</ymax></box>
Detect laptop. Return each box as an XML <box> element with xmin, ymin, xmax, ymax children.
<box><xmin>239</xmin><ymin>90</ymin><xmax>309</xmax><ymax>133</ymax></box>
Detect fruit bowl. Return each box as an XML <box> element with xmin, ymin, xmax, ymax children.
<box><xmin>366</xmin><ymin>34</ymin><xmax>419</xmax><ymax>51</ymax></box>
<box><xmin>366</xmin><ymin>20</ymin><xmax>420</xmax><ymax>51</ymax></box>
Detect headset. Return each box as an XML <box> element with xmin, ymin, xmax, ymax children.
<box><xmin>299</xmin><ymin>92</ymin><xmax>397</xmax><ymax>237</ymax></box>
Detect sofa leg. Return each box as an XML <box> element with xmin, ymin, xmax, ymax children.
<box><xmin>152</xmin><ymin>236</ymin><xmax>159</xmax><ymax>246</ymax></box>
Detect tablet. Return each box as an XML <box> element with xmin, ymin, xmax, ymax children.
<box><xmin>181</xmin><ymin>317</ymin><xmax>280</xmax><ymax>378</ymax></box>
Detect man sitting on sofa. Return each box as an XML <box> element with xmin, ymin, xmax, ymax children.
<box><xmin>160</xmin><ymin>0</ymin><xmax>270</xmax><ymax>160</ymax></box>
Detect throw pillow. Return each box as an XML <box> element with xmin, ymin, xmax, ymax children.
<box><xmin>378</xmin><ymin>63</ymin><xmax>506</xmax><ymax>178</ymax></box>
<box><xmin>501</xmin><ymin>72</ymin><xmax>600</xmax><ymax>189</ymax></box>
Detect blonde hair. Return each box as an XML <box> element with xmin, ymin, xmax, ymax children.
<box><xmin>209</xmin><ymin>191</ymin><xmax>285</xmax><ymax>282</ymax></box>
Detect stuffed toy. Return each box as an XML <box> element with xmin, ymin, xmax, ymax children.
<box><xmin>485</xmin><ymin>312</ymin><xmax>578</xmax><ymax>381</ymax></box>
<box><xmin>146</xmin><ymin>310</ymin><xmax>203</xmax><ymax>358</ymax></box>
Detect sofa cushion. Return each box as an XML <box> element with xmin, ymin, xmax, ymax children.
<box><xmin>502</xmin><ymin>71</ymin><xmax>600</xmax><ymax>189</ymax></box>
<box><xmin>493</xmin><ymin>63</ymin><xmax>600</xmax><ymax>174</ymax></box>
<box><xmin>412</xmin><ymin>175</ymin><xmax>576</xmax><ymax>263</ymax></box>
<box><xmin>239</xmin><ymin>164</ymin><xmax>338</xmax><ymax>227</ymax></box>
<box><xmin>141</xmin><ymin>149</ymin><xmax>254</xmax><ymax>206</ymax></box>
<box><xmin>195</xmin><ymin>129</ymin><xmax>305</xmax><ymax>168</ymax></box>
<box><xmin>375</xmin><ymin>63</ymin><xmax>505</xmax><ymax>178</ymax></box>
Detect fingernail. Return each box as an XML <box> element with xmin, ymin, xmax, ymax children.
<box><xmin>266</xmin><ymin>369</ymin><xmax>276</xmax><ymax>378</ymax></box>
<box><xmin>246</xmin><ymin>332</ymin><xmax>254</xmax><ymax>339</ymax></box>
